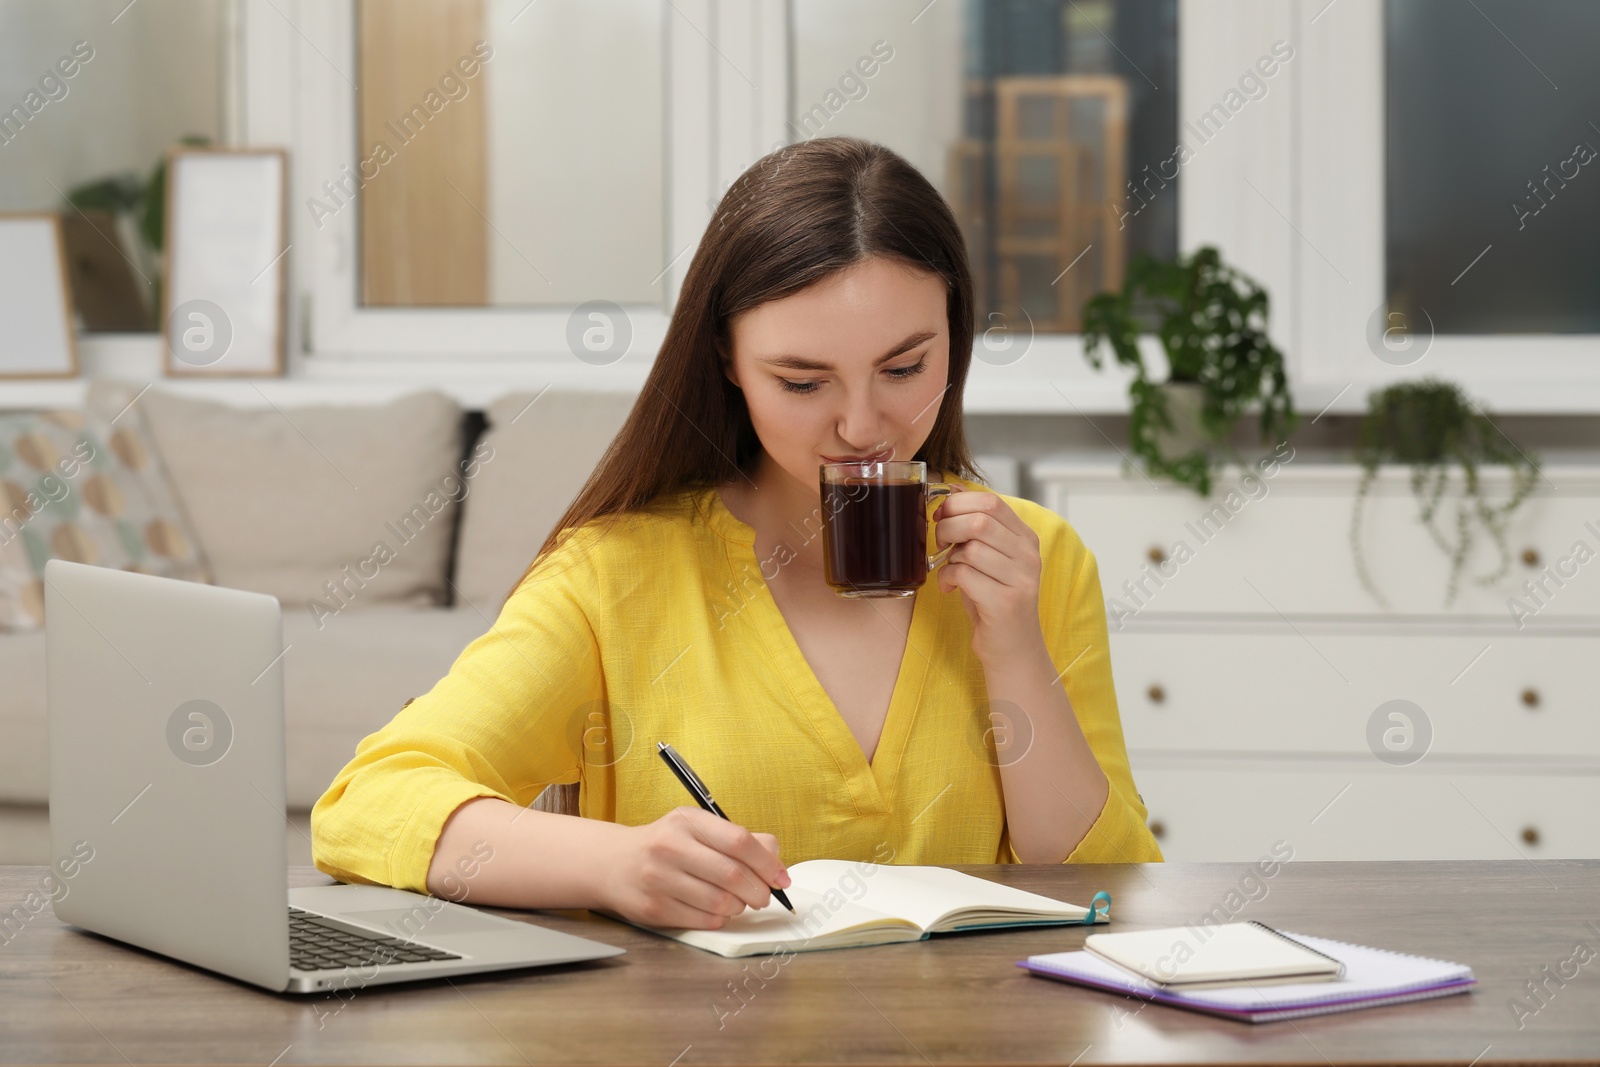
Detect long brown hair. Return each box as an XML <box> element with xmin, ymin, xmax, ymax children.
<box><xmin>511</xmin><ymin>136</ymin><xmax>980</xmax><ymax>816</ymax></box>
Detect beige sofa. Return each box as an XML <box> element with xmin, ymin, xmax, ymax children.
<box><xmin>0</xmin><ymin>380</ymin><xmax>636</xmax><ymax>865</ymax></box>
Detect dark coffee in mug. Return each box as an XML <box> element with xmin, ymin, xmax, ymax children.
<box><xmin>818</xmin><ymin>460</ymin><xmax>961</xmax><ymax>599</ymax></box>
<box><xmin>820</xmin><ymin>481</ymin><xmax>926</xmax><ymax>594</ymax></box>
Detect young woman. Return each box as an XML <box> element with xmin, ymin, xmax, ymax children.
<box><xmin>311</xmin><ymin>137</ymin><xmax>1161</xmax><ymax>932</ymax></box>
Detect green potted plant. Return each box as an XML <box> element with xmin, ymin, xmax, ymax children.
<box><xmin>1350</xmin><ymin>379</ymin><xmax>1541</xmax><ymax>607</ymax></box>
<box><xmin>1081</xmin><ymin>245</ymin><xmax>1296</xmax><ymax>496</ymax></box>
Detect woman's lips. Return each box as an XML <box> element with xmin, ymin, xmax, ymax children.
<box><xmin>822</xmin><ymin>448</ymin><xmax>893</xmax><ymax>464</ymax></box>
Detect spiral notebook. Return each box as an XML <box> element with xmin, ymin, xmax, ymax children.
<box><xmin>1019</xmin><ymin>926</ymin><xmax>1475</xmax><ymax>1023</ymax></box>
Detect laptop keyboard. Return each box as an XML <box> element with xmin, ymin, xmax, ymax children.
<box><xmin>289</xmin><ymin>906</ymin><xmax>463</xmax><ymax>971</ymax></box>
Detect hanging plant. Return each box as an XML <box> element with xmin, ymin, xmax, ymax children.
<box><xmin>1081</xmin><ymin>245</ymin><xmax>1297</xmax><ymax>497</ymax></box>
<box><xmin>1351</xmin><ymin>379</ymin><xmax>1540</xmax><ymax>607</ymax></box>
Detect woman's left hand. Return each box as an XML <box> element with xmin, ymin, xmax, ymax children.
<box><xmin>932</xmin><ymin>490</ymin><xmax>1045</xmax><ymax>665</ymax></box>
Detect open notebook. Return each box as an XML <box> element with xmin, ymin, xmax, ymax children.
<box><xmin>619</xmin><ymin>860</ymin><xmax>1109</xmax><ymax>958</ymax></box>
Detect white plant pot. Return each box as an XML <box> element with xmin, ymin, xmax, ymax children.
<box><xmin>1153</xmin><ymin>381</ymin><xmax>1212</xmax><ymax>458</ymax></box>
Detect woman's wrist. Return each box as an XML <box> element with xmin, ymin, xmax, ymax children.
<box><xmin>975</xmin><ymin>632</ymin><xmax>1053</xmax><ymax>679</ymax></box>
<box><xmin>580</xmin><ymin>819</ymin><xmax>635</xmax><ymax>914</ymax></box>
<box><xmin>428</xmin><ymin>796</ymin><xmax>633</xmax><ymax>911</ymax></box>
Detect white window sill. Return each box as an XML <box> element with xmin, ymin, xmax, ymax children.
<box><xmin>10</xmin><ymin>334</ymin><xmax>1592</xmax><ymax>416</ymax></box>
<box><xmin>1</xmin><ymin>333</ymin><xmax>1144</xmax><ymax>414</ymax></box>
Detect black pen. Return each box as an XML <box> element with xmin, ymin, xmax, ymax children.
<box><xmin>656</xmin><ymin>741</ymin><xmax>795</xmax><ymax>913</ymax></box>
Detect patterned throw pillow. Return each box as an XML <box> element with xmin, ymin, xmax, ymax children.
<box><xmin>0</xmin><ymin>392</ymin><xmax>211</xmax><ymax>631</ymax></box>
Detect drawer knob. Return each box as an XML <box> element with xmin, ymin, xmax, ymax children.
<box><xmin>1147</xmin><ymin>684</ymin><xmax>1166</xmax><ymax>704</ymax></box>
<box><xmin>1147</xmin><ymin>545</ymin><xmax>1167</xmax><ymax>565</ymax></box>
<box><xmin>1521</xmin><ymin>547</ymin><xmax>1541</xmax><ymax>567</ymax></box>
<box><xmin>1148</xmin><ymin>819</ymin><xmax>1166</xmax><ymax>840</ymax></box>
<box><xmin>1521</xmin><ymin>687</ymin><xmax>1541</xmax><ymax>709</ymax></box>
<box><xmin>1521</xmin><ymin>825</ymin><xmax>1540</xmax><ymax>846</ymax></box>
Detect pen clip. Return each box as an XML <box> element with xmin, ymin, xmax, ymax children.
<box><xmin>657</xmin><ymin>742</ymin><xmax>715</xmax><ymax>804</ymax></box>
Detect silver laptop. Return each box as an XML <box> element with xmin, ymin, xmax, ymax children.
<box><xmin>44</xmin><ymin>558</ymin><xmax>623</xmax><ymax>994</ymax></box>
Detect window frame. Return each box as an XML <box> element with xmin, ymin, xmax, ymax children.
<box><xmin>1294</xmin><ymin>0</ymin><xmax>1600</xmax><ymax>414</ymax></box>
<box><xmin>237</xmin><ymin>0</ymin><xmax>1143</xmax><ymax>408</ymax></box>
<box><xmin>239</xmin><ymin>1</ymin><xmax>1600</xmax><ymax>415</ymax></box>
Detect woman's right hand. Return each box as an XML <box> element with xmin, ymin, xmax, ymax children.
<box><xmin>596</xmin><ymin>806</ymin><xmax>791</xmax><ymax>930</ymax></box>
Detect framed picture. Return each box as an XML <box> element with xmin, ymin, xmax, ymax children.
<box><xmin>0</xmin><ymin>213</ymin><xmax>80</xmax><ymax>379</ymax></box>
<box><xmin>162</xmin><ymin>148</ymin><xmax>288</xmax><ymax>377</ymax></box>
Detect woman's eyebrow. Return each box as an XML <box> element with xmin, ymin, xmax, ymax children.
<box><xmin>758</xmin><ymin>329</ymin><xmax>937</xmax><ymax>371</ymax></box>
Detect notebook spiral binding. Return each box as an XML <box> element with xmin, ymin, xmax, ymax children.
<box><xmin>1246</xmin><ymin>920</ymin><xmax>1347</xmax><ymax>978</ymax></box>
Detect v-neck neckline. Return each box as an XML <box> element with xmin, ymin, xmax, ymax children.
<box><xmin>697</xmin><ymin>484</ymin><xmax>936</xmax><ymax>815</ymax></box>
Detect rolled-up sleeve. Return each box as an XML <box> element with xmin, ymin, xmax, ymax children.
<box><xmin>311</xmin><ymin>530</ymin><xmax>606</xmax><ymax>892</ymax></box>
<box><xmin>1017</xmin><ymin>517</ymin><xmax>1164</xmax><ymax>865</ymax></box>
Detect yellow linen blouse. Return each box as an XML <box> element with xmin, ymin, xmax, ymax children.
<box><xmin>311</xmin><ymin>474</ymin><xmax>1163</xmax><ymax>892</ymax></box>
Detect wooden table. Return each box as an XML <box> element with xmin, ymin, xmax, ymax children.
<box><xmin>1</xmin><ymin>861</ymin><xmax>1595</xmax><ymax>1065</ymax></box>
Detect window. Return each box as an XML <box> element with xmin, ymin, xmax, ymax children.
<box><xmin>792</xmin><ymin>0</ymin><xmax>1179</xmax><ymax>333</ymax></box>
<box><xmin>1296</xmin><ymin>1</ymin><xmax>1600</xmax><ymax>411</ymax></box>
<box><xmin>352</xmin><ymin>0</ymin><xmax>665</xmax><ymax>308</ymax></box>
<box><xmin>0</xmin><ymin>0</ymin><xmax>224</xmax><ymax>333</ymax></box>
<box><xmin>1385</xmin><ymin>0</ymin><xmax>1600</xmax><ymax>334</ymax></box>
<box><xmin>264</xmin><ymin>1</ymin><xmax>1600</xmax><ymax>409</ymax></box>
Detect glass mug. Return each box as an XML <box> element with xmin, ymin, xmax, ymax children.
<box><xmin>819</xmin><ymin>460</ymin><xmax>964</xmax><ymax>599</ymax></box>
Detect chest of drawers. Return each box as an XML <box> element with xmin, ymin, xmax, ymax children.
<box><xmin>1033</xmin><ymin>456</ymin><xmax>1600</xmax><ymax>861</ymax></box>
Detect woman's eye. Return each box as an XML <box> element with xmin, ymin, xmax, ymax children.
<box><xmin>779</xmin><ymin>358</ymin><xmax>927</xmax><ymax>395</ymax></box>
<box><xmin>887</xmin><ymin>358</ymin><xmax>929</xmax><ymax>380</ymax></box>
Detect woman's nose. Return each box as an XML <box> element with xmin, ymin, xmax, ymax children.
<box><xmin>836</xmin><ymin>390</ymin><xmax>889</xmax><ymax>452</ymax></box>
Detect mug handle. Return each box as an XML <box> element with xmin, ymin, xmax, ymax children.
<box><xmin>925</xmin><ymin>482</ymin><xmax>964</xmax><ymax>572</ymax></box>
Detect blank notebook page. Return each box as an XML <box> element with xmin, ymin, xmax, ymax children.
<box><xmin>812</xmin><ymin>862</ymin><xmax>1084</xmax><ymax>929</ymax></box>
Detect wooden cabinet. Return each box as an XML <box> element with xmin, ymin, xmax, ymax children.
<box><xmin>1033</xmin><ymin>457</ymin><xmax>1600</xmax><ymax>860</ymax></box>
